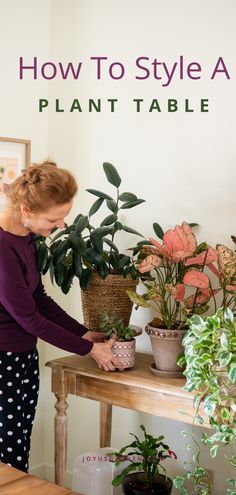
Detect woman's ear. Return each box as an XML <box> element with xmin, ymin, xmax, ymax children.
<box><xmin>20</xmin><ymin>204</ymin><xmax>31</xmax><ymax>216</ymax></box>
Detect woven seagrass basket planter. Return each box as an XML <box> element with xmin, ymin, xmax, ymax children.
<box><xmin>81</xmin><ymin>273</ymin><xmax>138</xmax><ymax>331</ymax></box>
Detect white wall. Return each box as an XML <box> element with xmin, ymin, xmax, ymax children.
<box><xmin>1</xmin><ymin>0</ymin><xmax>236</xmax><ymax>493</ymax></box>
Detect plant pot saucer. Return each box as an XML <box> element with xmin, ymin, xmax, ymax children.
<box><xmin>130</xmin><ymin>325</ymin><xmax>142</xmax><ymax>336</ymax></box>
<box><xmin>149</xmin><ymin>362</ymin><xmax>184</xmax><ymax>378</ymax></box>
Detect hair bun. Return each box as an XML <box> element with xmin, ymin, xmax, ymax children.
<box><xmin>42</xmin><ymin>160</ymin><xmax>57</xmax><ymax>168</ymax></box>
<box><xmin>22</xmin><ymin>167</ymin><xmax>41</xmax><ymax>185</ymax></box>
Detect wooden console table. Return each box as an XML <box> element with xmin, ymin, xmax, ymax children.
<box><xmin>46</xmin><ymin>352</ymin><xmax>208</xmax><ymax>486</ymax></box>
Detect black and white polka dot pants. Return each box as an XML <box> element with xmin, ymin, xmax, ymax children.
<box><xmin>0</xmin><ymin>347</ymin><xmax>39</xmax><ymax>472</ymax></box>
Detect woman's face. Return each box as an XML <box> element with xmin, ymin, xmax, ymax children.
<box><xmin>23</xmin><ymin>201</ymin><xmax>73</xmax><ymax>236</ymax></box>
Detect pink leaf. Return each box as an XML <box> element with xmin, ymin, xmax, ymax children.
<box><xmin>225</xmin><ymin>285</ymin><xmax>236</xmax><ymax>292</ymax></box>
<box><xmin>165</xmin><ymin>283</ymin><xmax>185</xmax><ymax>301</ymax></box>
<box><xmin>185</xmin><ymin>247</ymin><xmax>218</xmax><ymax>266</ymax></box>
<box><xmin>217</xmin><ymin>244</ymin><xmax>236</xmax><ymax>283</ymax></box>
<box><xmin>208</xmin><ymin>263</ymin><xmax>220</xmax><ymax>278</ymax></box>
<box><xmin>195</xmin><ymin>288</ymin><xmax>212</xmax><ymax>304</ymax></box>
<box><xmin>183</xmin><ymin>271</ymin><xmax>210</xmax><ymax>289</ymax></box>
<box><xmin>163</xmin><ymin>222</ymin><xmax>197</xmax><ymax>262</ymax></box>
<box><xmin>149</xmin><ymin>238</ymin><xmax>166</xmax><ymax>255</ymax></box>
<box><xmin>138</xmin><ymin>254</ymin><xmax>162</xmax><ymax>273</ymax></box>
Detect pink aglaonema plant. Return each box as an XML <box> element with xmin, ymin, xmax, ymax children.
<box><xmin>128</xmin><ymin>222</ymin><xmax>236</xmax><ymax>329</ymax></box>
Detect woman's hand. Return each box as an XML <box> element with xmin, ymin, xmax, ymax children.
<box><xmin>89</xmin><ymin>338</ymin><xmax>124</xmax><ymax>371</ymax></box>
<box><xmin>83</xmin><ymin>330</ymin><xmax>105</xmax><ymax>343</ymax></box>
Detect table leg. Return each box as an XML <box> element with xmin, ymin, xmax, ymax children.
<box><xmin>100</xmin><ymin>402</ymin><xmax>112</xmax><ymax>447</ymax></box>
<box><xmin>54</xmin><ymin>392</ymin><xmax>68</xmax><ymax>486</ymax></box>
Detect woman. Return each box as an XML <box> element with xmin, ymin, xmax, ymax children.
<box><xmin>0</xmin><ymin>160</ymin><xmax>121</xmax><ymax>473</ymax></box>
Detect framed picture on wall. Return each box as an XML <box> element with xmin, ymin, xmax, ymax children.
<box><xmin>0</xmin><ymin>137</ymin><xmax>31</xmax><ymax>206</ymax></box>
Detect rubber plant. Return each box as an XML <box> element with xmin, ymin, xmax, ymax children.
<box><xmin>174</xmin><ymin>307</ymin><xmax>236</xmax><ymax>495</ymax></box>
<box><xmin>35</xmin><ymin>162</ymin><xmax>145</xmax><ymax>293</ymax></box>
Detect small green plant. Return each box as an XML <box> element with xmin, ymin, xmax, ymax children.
<box><xmin>99</xmin><ymin>312</ymin><xmax>136</xmax><ymax>341</ymax></box>
<box><xmin>174</xmin><ymin>308</ymin><xmax>236</xmax><ymax>495</ymax></box>
<box><xmin>35</xmin><ymin>162</ymin><xmax>145</xmax><ymax>293</ymax></box>
<box><xmin>110</xmin><ymin>424</ymin><xmax>177</xmax><ymax>489</ymax></box>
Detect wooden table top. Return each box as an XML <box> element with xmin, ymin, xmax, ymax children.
<box><xmin>0</xmin><ymin>463</ymin><xmax>79</xmax><ymax>494</ymax></box>
<box><xmin>46</xmin><ymin>352</ymin><xmax>208</xmax><ymax>426</ymax></box>
<box><xmin>46</xmin><ymin>352</ymin><xmax>187</xmax><ymax>395</ymax></box>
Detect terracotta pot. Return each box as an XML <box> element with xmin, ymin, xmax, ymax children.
<box><xmin>145</xmin><ymin>323</ymin><xmax>185</xmax><ymax>373</ymax></box>
<box><xmin>81</xmin><ymin>273</ymin><xmax>138</xmax><ymax>331</ymax></box>
<box><xmin>122</xmin><ymin>472</ymin><xmax>172</xmax><ymax>495</ymax></box>
<box><xmin>112</xmin><ymin>338</ymin><xmax>136</xmax><ymax>369</ymax></box>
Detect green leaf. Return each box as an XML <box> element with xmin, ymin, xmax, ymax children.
<box><xmin>153</xmin><ymin>223</ymin><xmax>164</xmax><ymax>239</ymax></box>
<box><xmin>80</xmin><ymin>267</ymin><xmax>93</xmax><ymax>290</ymax></box>
<box><xmin>103</xmin><ymin>238</ymin><xmax>119</xmax><ymax>253</ymax></box>
<box><xmin>210</xmin><ymin>444</ymin><xmax>219</xmax><ymax>458</ymax></box>
<box><xmin>114</xmin><ymin>221</ymin><xmax>123</xmax><ymax>230</ymax></box>
<box><xmin>130</xmin><ymin>264</ymin><xmax>137</xmax><ymax>280</ymax></box>
<box><xmin>85</xmin><ymin>248</ymin><xmax>104</xmax><ymax>265</ymax></box>
<box><xmin>196</xmin><ymin>414</ymin><xmax>204</xmax><ymax>425</ymax></box>
<box><xmin>132</xmin><ymin>239</ymin><xmax>152</xmax><ymax>255</ymax></box>
<box><xmin>73</xmin><ymin>213</ymin><xmax>82</xmax><ymax>224</ymax></box>
<box><xmin>91</xmin><ymin>237</ymin><xmax>104</xmax><ymax>253</ymax></box>
<box><xmin>52</xmin><ymin>240</ymin><xmax>69</xmax><ymax>265</ymax></box>
<box><xmin>118</xmin><ymin>255</ymin><xmax>130</xmax><ymax>270</ymax></box>
<box><xmin>120</xmin><ymin>199</ymin><xmax>145</xmax><ymax>209</ymax></box>
<box><xmin>49</xmin><ymin>263</ymin><xmax>55</xmax><ymax>284</ymax></box>
<box><xmin>228</xmin><ymin>363</ymin><xmax>236</xmax><ymax>383</ymax></box>
<box><xmin>119</xmin><ymin>192</ymin><xmax>137</xmax><ymax>202</ymax></box>
<box><xmin>61</xmin><ymin>272</ymin><xmax>74</xmax><ymax>294</ymax></box>
<box><xmin>218</xmin><ymin>350</ymin><xmax>232</xmax><ymax>368</ymax></box>
<box><xmin>225</xmin><ymin>307</ymin><xmax>234</xmax><ymax>324</ymax></box>
<box><xmin>54</xmin><ymin>263</ymin><xmax>66</xmax><ymax>286</ymax></box>
<box><xmin>221</xmin><ymin>332</ymin><xmax>229</xmax><ymax>349</ymax></box>
<box><xmin>109</xmin><ymin>251</ymin><xmax>120</xmax><ymax>271</ymax></box>
<box><xmin>106</xmin><ymin>199</ymin><xmax>118</xmax><ymax>213</ymax></box>
<box><xmin>86</xmin><ymin>188</ymin><xmax>113</xmax><ymax>200</ymax></box>
<box><xmin>188</xmin><ymin>223</ymin><xmax>199</xmax><ymax>228</ymax></box>
<box><xmin>69</xmin><ymin>232</ymin><xmax>86</xmax><ymax>255</ymax></box>
<box><xmin>51</xmin><ymin>228</ymin><xmax>68</xmax><ymax>242</ymax></box>
<box><xmin>100</xmin><ymin>214</ymin><xmax>118</xmax><ymax>226</ymax></box>
<box><xmin>36</xmin><ymin>243</ymin><xmax>48</xmax><ymax>272</ymax></box>
<box><xmin>112</xmin><ymin>474</ymin><xmax>123</xmax><ymax>486</ymax></box>
<box><xmin>228</xmin><ymin>479</ymin><xmax>236</xmax><ymax>487</ymax></box>
<box><xmin>73</xmin><ymin>252</ymin><xmax>83</xmax><ymax>278</ymax></box>
<box><xmin>97</xmin><ymin>260</ymin><xmax>109</xmax><ymax>278</ymax></box>
<box><xmin>89</xmin><ymin>198</ymin><xmax>104</xmax><ymax>217</ymax></box>
<box><xmin>42</xmin><ymin>254</ymin><xmax>52</xmax><ymax>275</ymax></box>
<box><xmin>103</xmin><ymin>162</ymin><xmax>121</xmax><ymax>188</ymax></box>
<box><xmin>204</xmin><ymin>397</ymin><xmax>216</xmax><ymax>416</ymax></box>
<box><xmin>75</xmin><ymin>215</ymin><xmax>89</xmax><ymax>233</ymax></box>
<box><xmin>122</xmin><ymin>225</ymin><xmax>143</xmax><ymax>237</ymax></box>
<box><xmin>90</xmin><ymin>226</ymin><xmax>113</xmax><ymax>240</ymax></box>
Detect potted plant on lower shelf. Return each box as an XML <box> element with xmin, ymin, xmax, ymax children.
<box><xmin>110</xmin><ymin>424</ymin><xmax>177</xmax><ymax>494</ymax></box>
<box><xmin>174</xmin><ymin>307</ymin><xmax>236</xmax><ymax>495</ymax></box>
<box><xmin>128</xmin><ymin>222</ymin><xmax>236</xmax><ymax>377</ymax></box>
<box><xmin>99</xmin><ymin>312</ymin><xmax>140</xmax><ymax>369</ymax></box>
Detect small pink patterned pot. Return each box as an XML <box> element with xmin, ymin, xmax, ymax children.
<box><xmin>111</xmin><ymin>339</ymin><xmax>136</xmax><ymax>369</ymax></box>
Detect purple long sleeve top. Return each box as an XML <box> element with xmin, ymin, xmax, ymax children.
<box><xmin>0</xmin><ymin>227</ymin><xmax>93</xmax><ymax>355</ymax></box>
